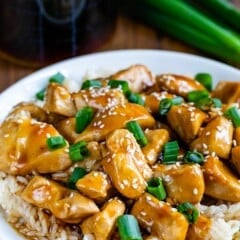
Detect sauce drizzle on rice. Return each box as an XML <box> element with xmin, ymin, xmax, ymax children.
<box><xmin>0</xmin><ymin>64</ymin><xmax>240</xmax><ymax>240</ymax></box>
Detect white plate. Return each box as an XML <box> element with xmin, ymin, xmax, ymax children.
<box><xmin>0</xmin><ymin>49</ymin><xmax>239</xmax><ymax>239</ymax></box>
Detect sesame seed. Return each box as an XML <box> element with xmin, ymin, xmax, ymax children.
<box><xmin>233</xmin><ymin>139</ymin><xmax>237</xmax><ymax>147</ymax></box>
<box><xmin>193</xmin><ymin>188</ymin><xmax>198</xmax><ymax>195</ymax></box>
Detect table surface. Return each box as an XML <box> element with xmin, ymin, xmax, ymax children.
<box><xmin>0</xmin><ymin>0</ymin><xmax>239</xmax><ymax>93</ymax></box>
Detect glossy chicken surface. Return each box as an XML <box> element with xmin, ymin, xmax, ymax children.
<box><xmin>0</xmin><ymin>64</ymin><xmax>240</xmax><ymax>240</ymax></box>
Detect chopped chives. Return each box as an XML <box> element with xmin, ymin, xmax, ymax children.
<box><xmin>187</xmin><ymin>90</ymin><xmax>209</xmax><ymax>103</ymax></box>
<box><xmin>117</xmin><ymin>215</ymin><xmax>143</xmax><ymax>240</ymax></box>
<box><xmin>81</xmin><ymin>79</ymin><xmax>102</xmax><ymax>90</ymax></box>
<box><xmin>184</xmin><ymin>151</ymin><xmax>204</xmax><ymax>164</ymax></box>
<box><xmin>126</xmin><ymin>91</ymin><xmax>145</xmax><ymax>105</ymax></box>
<box><xmin>46</xmin><ymin>136</ymin><xmax>67</xmax><ymax>150</ymax></box>
<box><xmin>75</xmin><ymin>107</ymin><xmax>94</xmax><ymax>133</ymax></box>
<box><xmin>147</xmin><ymin>177</ymin><xmax>167</xmax><ymax>200</ymax></box>
<box><xmin>67</xmin><ymin>167</ymin><xmax>87</xmax><ymax>189</ymax></box>
<box><xmin>163</xmin><ymin>141</ymin><xmax>179</xmax><ymax>164</ymax></box>
<box><xmin>195</xmin><ymin>73</ymin><xmax>212</xmax><ymax>91</ymax></box>
<box><xmin>49</xmin><ymin>72</ymin><xmax>65</xmax><ymax>84</ymax></box>
<box><xmin>177</xmin><ymin>202</ymin><xmax>199</xmax><ymax>224</ymax></box>
<box><xmin>126</xmin><ymin>121</ymin><xmax>148</xmax><ymax>147</ymax></box>
<box><xmin>195</xmin><ymin>97</ymin><xmax>222</xmax><ymax>110</ymax></box>
<box><xmin>69</xmin><ymin>141</ymin><xmax>89</xmax><ymax>162</ymax></box>
<box><xmin>224</xmin><ymin>106</ymin><xmax>240</xmax><ymax>127</ymax></box>
<box><xmin>108</xmin><ymin>80</ymin><xmax>130</xmax><ymax>94</ymax></box>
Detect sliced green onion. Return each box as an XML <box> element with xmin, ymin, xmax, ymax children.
<box><xmin>195</xmin><ymin>73</ymin><xmax>212</xmax><ymax>91</ymax></box>
<box><xmin>159</xmin><ymin>97</ymin><xmax>183</xmax><ymax>115</ymax></box>
<box><xmin>177</xmin><ymin>202</ymin><xmax>199</xmax><ymax>224</ymax></box>
<box><xmin>81</xmin><ymin>79</ymin><xmax>102</xmax><ymax>90</ymax></box>
<box><xmin>212</xmin><ymin>98</ymin><xmax>222</xmax><ymax>108</ymax></box>
<box><xmin>126</xmin><ymin>121</ymin><xmax>148</xmax><ymax>147</ymax></box>
<box><xmin>117</xmin><ymin>214</ymin><xmax>143</xmax><ymax>240</ymax></box>
<box><xmin>163</xmin><ymin>141</ymin><xmax>179</xmax><ymax>164</ymax></box>
<box><xmin>49</xmin><ymin>72</ymin><xmax>65</xmax><ymax>84</ymax></box>
<box><xmin>187</xmin><ymin>90</ymin><xmax>209</xmax><ymax>103</ymax></box>
<box><xmin>126</xmin><ymin>91</ymin><xmax>145</xmax><ymax>105</ymax></box>
<box><xmin>36</xmin><ymin>88</ymin><xmax>46</xmax><ymax>101</ymax></box>
<box><xmin>147</xmin><ymin>177</ymin><xmax>167</xmax><ymax>200</ymax></box>
<box><xmin>69</xmin><ymin>141</ymin><xmax>89</xmax><ymax>162</ymax></box>
<box><xmin>46</xmin><ymin>136</ymin><xmax>67</xmax><ymax>150</ymax></box>
<box><xmin>224</xmin><ymin>106</ymin><xmax>240</xmax><ymax>127</ymax></box>
<box><xmin>159</xmin><ymin>98</ymin><xmax>173</xmax><ymax>115</ymax></box>
<box><xmin>171</xmin><ymin>96</ymin><xmax>184</xmax><ymax>105</ymax></box>
<box><xmin>108</xmin><ymin>80</ymin><xmax>130</xmax><ymax>94</ymax></box>
<box><xmin>75</xmin><ymin>107</ymin><xmax>94</xmax><ymax>133</ymax></box>
<box><xmin>195</xmin><ymin>97</ymin><xmax>222</xmax><ymax>110</ymax></box>
<box><xmin>67</xmin><ymin>167</ymin><xmax>87</xmax><ymax>189</ymax></box>
<box><xmin>184</xmin><ymin>151</ymin><xmax>204</xmax><ymax>164</ymax></box>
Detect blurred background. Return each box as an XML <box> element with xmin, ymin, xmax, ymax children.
<box><xmin>0</xmin><ymin>0</ymin><xmax>239</xmax><ymax>92</ymax></box>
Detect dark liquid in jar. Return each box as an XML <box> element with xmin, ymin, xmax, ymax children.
<box><xmin>0</xmin><ymin>0</ymin><xmax>117</xmax><ymax>67</ymax></box>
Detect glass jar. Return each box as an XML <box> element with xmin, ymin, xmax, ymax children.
<box><xmin>0</xmin><ymin>0</ymin><xmax>117</xmax><ymax>67</ymax></box>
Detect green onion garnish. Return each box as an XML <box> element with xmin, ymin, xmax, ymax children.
<box><xmin>195</xmin><ymin>97</ymin><xmax>222</xmax><ymax>110</ymax></box>
<box><xmin>108</xmin><ymin>80</ymin><xmax>130</xmax><ymax>94</ymax></box>
<box><xmin>212</xmin><ymin>98</ymin><xmax>222</xmax><ymax>108</ymax></box>
<box><xmin>171</xmin><ymin>96</ymin><xmax>184</xmax><ymax>105</ymax></box>
<box><xmin>67</xmin><ymin>167</ymin><xmax>87</xmax><ymax>189</ymax></box>
<box><xmin>187</xmin><ymin>90</ymin><xmax>209</xmax><ymax>103</ymax></box>
<box><xmin>117</xmin><ymin>214</ymin><xmax>143</xmax><ymax>240</ymax></box>
<box><xmin>126</xmin><ymin>121</ymin><xmax>148</xmax><ymax>147</ymax></box>
<box><xmin>224</xmin><ymin>106</ymin><xmax>240</xmax><ymax>127</ymax></box>
<box><xmin>36</xmin><ymin>88</ymin><xmax>46</xmax><ymax>101</ymax></box>
<box><xmin>163</xmin><ymin>141</ymin><xmax>179</xmax><ymax>164</ymax></box>
<box><xmin>159</xmin><ymin>98</ymin><xmax>173</xmax><ymax>115</ymax></box>
<box><xmin>147</xmin><ymin>177</ymin><xmax>167</xmax><ymax>200</ymax></box>
<box><xmin>159</xmin><ymin>97</ymin><xmax>184</xmax><ymax>115</ymax></box>
<box><xmin>69</xmin><ymin>141</ymin><xmax>89</xmax><ymax>162</ymax></box>
<box><xmin>46</xmin><ymin>136</ymin><xmax>67</xmax><ymax>150</ymax></box>
<box><xmin>184</xmin><ymin>151</ymin><xmax>204</xmax><ymax>164</ymax></box>
<box><xmin>49</xmin><ymin>72</ymin><xmax>65</xmax><ymax>84</ymax></box>
<box><xmin>75</xmin><ymin>107</ymin><xmax>94</xmax><ymax>133</ymax></box>
<box><xmin>81</xmin><ymin>79</ymin><xmax>102</xmax><ymax>90</ymax></box>
<box><xmin>195</xmin><ymin>73</ymin><xmax>212</xmax><ymax>91</ymax></box>
<box><xmin>126</xmin><ymin>92</ymin><xmax>145</xmax><ymax>105</ymax></box>
<box><xmin>177</xmin><ymin>202</ymin><xmax>199</xmax><ymax>224</ymax></box>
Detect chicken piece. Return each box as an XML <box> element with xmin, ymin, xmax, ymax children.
<box><xmin>144</xmin><ymin>91</ymin><xmax>175</xmax><ymax>114</ymax></box>
<box><xmin>156</xmin><ymin>74</ymin><xmax>205</xmax><ymax>98</ymax></box>
<box><xmin>144</xmin><ymin>236</ymin><xmax>158</xmax><ymax>240</ymax></box>
<box><xmin>76</xmin><ymin>171</ymin><xmax>111</xmax><ymax>201</ymax></box>
<box><xmin>0</xmin><ymin>114</ymin><xmax>72</xmax><ymax>175</ymax></box>
<box><xmin>142</xmin><ymin>129</ymin><xmax>170</xmax><ymax>165</ymax></box>
<box><xmin>109</xmin><ymin>64</ymin><xmax>155</xmax><ymax>92</ymax></box>
<box><xmin>186</xmin><ymin>215</ymin><xmax>212</xmax><ymax>240</ymax></box>
<box><xmin>44</xmin><ymin>83</ymin><xmax>76</xmax><ymax>117</ymax></box>
<box><xmin>9</xmin><ymin>102</ymin><xmax>48</xmax><ymax>122</ymax></box>
<box><xmin>72</xmin><ymin>88</ymin><xmax>126</xmax><ymax>111</ymax></box>
<box><xmin>167</xmin><ymin>104</ymin><xmax>207</xmax><ymax>143</ymax></box>
<box><xmin>202</xmin><ymin>156</ymin><xmax>240</xmax><ymax>202</ymax></box>
<box><xmin>21</xmin><ymin>176</ymin><xmax>99</xmax><ymax>223</ymax></box>
<box><xmin>233</xmin><ymin>127</ymin><xmax>240</xmax><ymax>146</ymax></box>
<box><xmin>191</xmin><ymin>116</ymin><xmax>233</xmax><ymax>159</ymax></box>
<box><xmin>56</xmin><ymin>118</ymin><xmax>79</xmax><ymax>143</ymax></box>
<box><xmin>231</xmin><ymin>146</ymin><xmax>240</xmax><ymax>175</ymax></box>
<box><xmin>212</xmin><ymin>81</ymin><xmax>240</xmax><ymax>104</ymax></box>
<box><xmin>153</xmin><ymin>164</ymin><xmax>204</xmax><ymax>204</ymax></box>
<box><xmin>103</xmin><ymin>129</ymin><xmax>152</xmax><ymax>199</ymax></box>
<box><xmin>131</xmin><ymin>193</ymin><xmax>188</xmax><ymax>240</ymax></box>
<box><xmin>81</xmin><ymin>198</ymin><xmax>125</xmax><ymax>240</ymax></box>
<box><xmin>75</xmin><ymin>103</ymin><xmax>155</xmax><ymax>142</ymax></box>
